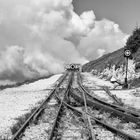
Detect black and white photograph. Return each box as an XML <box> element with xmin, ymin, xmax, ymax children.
<box><xmin>0</xmin><ymin>0</ymin><xmax>140</xmax><ymax>139</ymax></box>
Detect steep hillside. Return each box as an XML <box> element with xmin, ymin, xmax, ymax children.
<box><xmin>82</xmin><ymin>47</ymin><xmax>140</xmax><ymax>88</ymax></box>
<box><xmin>82</xmin><ymin>47</ymin><xmax>140</xmax><ymax>73</ymax></box>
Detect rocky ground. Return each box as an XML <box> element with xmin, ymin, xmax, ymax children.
<box><xmin>0</xmin><ymin>74</ymin><xmax>61</xmax><ymax>139</ymax></box>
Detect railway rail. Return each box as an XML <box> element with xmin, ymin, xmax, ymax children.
<box><xmin>102</xmin><ymin>86</ymin><xmax>123</xmax><ymax>105</ymax></box>
<box><xmin>11</xmin><ymin>71</ymin><xmax>91</xmax><ymax>140</ymax></box>
<box><xmin>55</xmin><ymin>85</ymin><xmax>140</xmax><ymax>140</ymax></box>
<box><xmin>63</xmin><ymin>101</ymin><xmax>140</xmax><ymax>140</ymax></box>
<box><xmin>10</xmin><ymin>70</ymin><xmax>140</xmax><ymax>140</ymax></box>
<box><xmin>50</xmin><ymin>71</ymin><xmax>96</xmax><ymax>140</ymax></box>
<box><xmin>77</xmin><ymin>72</ymin><xmax>140</xmax><ymax>121</ymax></box>
<box><xmin>48</xmin><ymin>71</ymin><xmax>74</xmax><ymax>140</ymax></box>
<box><xmin>69</xmin><ymin>71</ymin><xmax>140</xmax><ymax>140</ymax></box>
<box><xmin>80</xmin><ymin>81</ymin><xmax>95</xmax><ymax>140</ymax></box>
<box><xmin>11</xmin><ymin>71</ymin><xmax>69</xmax><ymax>140</ymax></box>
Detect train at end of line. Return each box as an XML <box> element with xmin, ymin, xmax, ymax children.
<box><xmin>65</xmin><ymin>63</ymin><xmax>81</xmax><ymax>71</ymax></box>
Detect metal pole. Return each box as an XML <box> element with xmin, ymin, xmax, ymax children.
<box><xmin>124</xmin><ymin>57</ymin><xmax>128</xmax><ymax>88</ymax></box>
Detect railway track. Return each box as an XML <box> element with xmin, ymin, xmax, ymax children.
<box><xmin>52</xmin><ymin>94</ymin><xmax>92</xmax><ymax>140</ymax></box>
<box><xmin>77</xmin><ymin>72</ymin><xmax>123</xmax><ymax>105</ymax></box>
<box><xmin>48</xmin><ymin>71</ymin><xmax>74</xmax><ymax>140</ymax></box>
<box><xmin>68</xmin><ymin>71</ymin><xmax>140</xmax><ymax>140</ymax></box>
<box><xmin>10</xmin><ymin>70</ymin><xmax>140</xmax><ymax>140</ymax></box>
<box><xmin>77</xmin><ymin>72</ymin><xmax>140</xmax><ymax>120</ymax></box>
<box><xmin>50</xmin><ymin>72</ymin><xmax>95</xmax><ymax>140</ymax></box>
<box><xmin>11</xmin><ymin>71</ymin><xmax>69</xmax><ymax>140</ymax></box>
<box><xmin>64</xmin><ymin>101</ymin><xmax>140</xmax><ymax>140</ymax></box>
<box><xmin>11</xmin><ymin>71</ymin><xmax>92</xmax><ymax>140</ymax></box>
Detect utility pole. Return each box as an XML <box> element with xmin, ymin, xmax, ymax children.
<box><xmin>124</xmin><ymin>49</ymin><xmax>131</xmax><ymax>88</ymax></box>
<box><xmin>124</xmin><ymin>57</ymin><xmax>128</xmax><ymax>88</ymax></box>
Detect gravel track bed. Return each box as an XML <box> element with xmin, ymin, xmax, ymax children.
<box><xmin>81</xmin><ymin>73</ymin><xmax>114</xmax><ymax>89</ymax></box>
<box><xmin>91</xmin><ymin>124</ymin><xmax>124</xmax><ymax>140</ymax></box>
<box><xmin>0</xmin><ymin>74</ymin><xmax>62</xmax><ymax>139</ymax></box>
<box><xmin>88</xmin><ymin>107</ymin><xmax>140</xmax><ymax>138</ymax></box>
<box><xmin>77</xmin><ymin>108</ymin><xmax>126</xmax><ymax>140</ymax></box>
<box><xmin>70</xmin><ymin>106</ymin><xmax>126</xmax><ymax>140</ymax></box>
<box><xmin>21</xmin><ymin>98</ymin><xmax>59</xmax><ymax>140</ymax></box>
<box><xmin>82</xmin><ymin>78</ymin><xmax>101</xmax><ymax>89</ymax></box>
<box><xmin>72</xmin><ymin>73</ymin><xmax>79</xmax><ymax>89</ymax></box>
<box><xmin>88</xmin><ymin>89</ymin><xmax>115</xmax><ymax>104</ymax></box>
<box><xmin>56</xmin><ymin>88</ymin><xmax>67</xmax><ymax>100</ymax></box>
<box><xmin>0</xmin><ymin>90</ymin><xmax>50</xmax><ymax>139</ymax></box>
<box><xmin>66</xmin><ymin>88</ymin><xmax>127</xmax><ymax>140</ymax></box>
<box><xmin>72</xmin><ymin>88</ymin><xmax>140</xmax><ymax>139</ymax></box>
<box><xmin>72</xmin><ymin>88</ymin><xmax>114</xmax><ymax>105</ymax></box>
<box><xmin>59</xmin><ymin>73</ymin><xmax>71</xmax><ymax>88</ymax></box>
<box><xmin>60</xmin><ymin>108</ymin><xmax>90</xmax><ymax>140</ymax></box>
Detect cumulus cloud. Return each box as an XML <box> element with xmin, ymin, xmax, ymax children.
<box><xmin>97</xmin><ymin>49</ymin><xmax>106</xmax><ymax>58</ymax></box>
<box><xmin>0</xmin><ymin>0</ymin><xmax>90</xmax><ymax>81</ymax></box>
<box><xmin>0</xmin><ymin>0</ymin><xmax>128</xmax><ymax>81</ymax></box>
<box><xmin>78</xmin><ymin>19</ymin><xmax>129</xmax><ymax>60</ymax></box>
<box><xmin>0</xmin><ymin>46</ymin><xmax>35</xmax><ymax>81</ymax></box>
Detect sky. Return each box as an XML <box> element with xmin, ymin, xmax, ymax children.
<box><xmin>73</xmin><ymin>0</ymin><xmax>140</xmax><ymax>34</ymax></box>
<box><xmin>0</xmin><ymin>0</ymin><xmax>134</xmax><ymax>81</ymax></box>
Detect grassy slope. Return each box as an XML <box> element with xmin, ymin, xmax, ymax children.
<box><xmin>82</xmin><ymin>48</ymin><xmax>124</xmax><ymax>72</ymax></box>
<box><xmin>82</xmin><ymin>47</ymin><xmax>140</xmax><ymax>72</ymax></box>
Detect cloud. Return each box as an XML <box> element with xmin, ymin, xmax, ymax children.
<box><xmin>0</xmin><ymin>0</ymin><xmax>90</xmax><ymax>81</ymax></box>
<box><xmin>0</xmin><ymin>46</ymin><xmax>35</xmax><ymax>81</ymax></box>
<box><xmin>78</xmin><ymin>19</ymin><xmax>129</xmax><ymax>60</ymax></box>
<box><xmin>0</xmin><ymin>0</ymin><xmax>128</xmax><ymax>81</ymax></box>
<box><xmin>80</xmin><ymin>11</ymin><xmax>95</xmax><ymax>29</ymax></box>
<box><xmin>97</xmin><ymin>49</ymin><xmax>106</xmax><ymax>58</ymax></box>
